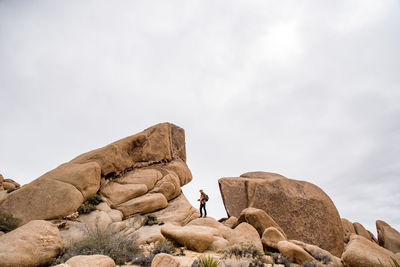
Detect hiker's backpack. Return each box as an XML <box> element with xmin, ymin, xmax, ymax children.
<box><xmin>205</xmin><ymin>194</ymin><xmax>209</xmax><ymax>202</ymax></box>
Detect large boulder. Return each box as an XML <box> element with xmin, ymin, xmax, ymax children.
<box><xmin>353</xmin><ymin>222</ymin><xmax>372</xmax><ymax>240</ymax></box>
<box><xmin>228</xmin><ymin>222</ymin><xmax>263</xmax><ymax>249</ymax></box>
<box><xmin>342</xmin><ymin>234</ymin><xmax>400</xmax><ymax>267</ymax></box>
<box><xmin>342</xmin><ymin>218</ymin><xmax>356</xmax><ymax>243</ymax></box>
<box><xmin>0</xmin><ymin>123</ymin><xmax>190</xmax><ymax>224</ymax></box>
<box><xmin>277</xmin><ymin>240</ymin><xmax>315</xmax><ymax>264</ymax></box>
<box><xmin>161</xmin><ymin>224</ymin><xmax>215</xmax><ymax>252</ymax></box>
<box><xmin>151</xmin><ymin>253</ymin><xmax>180</xmax><ymax>267</ymax></box>
<box><xmin>376</xmin><ymin>220</ymin><xmax>400</xmax><ymax>253</ymax></box>
<box><xmin>0</xmin><ymin>220</ymin><xmax>62</xmax><ymax>267</ymax></box>
<box><xmin>63</xmin><ymin>255</ymin><xmax>115</xmax><ymax>267</ymax></box>
<box><xmin>291</xmin><ymin>240</ymin><xmax>343</xmax><ymax>267</ymax></box>
<box><xmin>236</xmin><ymin>207</ymin><xmax>285</xmax><ymax>237</ymax></box>
<box><xmin>218</xmin><ymin>171</ymin><xmax>344</xmax><ymax>256</ymax></box>
<box><xmin>262</xmin><ymin>226</ymin><xmax>287</xmax><ymax>250</ymax></box>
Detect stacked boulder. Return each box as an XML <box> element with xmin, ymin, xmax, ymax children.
<box><xmin>218</xmin><ymin>171</ymin><xmax>344</xmax><ymax>257</ymax></box>
<box><xmin>0</xmin><ymin>173</ymin><xmax>20</xmax><ymax>192</ymax></box>
<box><xmin>0</xmin><ymin>123</ymin><xmax>197</xmax><ymax>225</ymax></box>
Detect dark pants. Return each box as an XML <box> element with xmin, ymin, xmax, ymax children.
<box><xmin>200</xmin><ymin>202</ymin><xmax>207</xmax><ymax>217</ymax></box>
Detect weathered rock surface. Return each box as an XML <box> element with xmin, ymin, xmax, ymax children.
<box><xmin>117</xmin><ymin>193</ymin><xmax>168</xmax><ymax>217</ymax></box>
<box><xmin>153</xmin><ymin>193</ymin><xmax>199</xmax><ymax>226</ymax></box>
<box><xmin>222</xmin><ymin>216</ymin><xmax>238</xmax><ymax>229</ymax></box>
<box><xmin>342</xmin><ymin>234</ymin><xmax>400</xmax><ymax>267</ymax></box>
<box><xmin>218</xmin><ymin>171</ymin><xmax>344</xmax><ymax>256</ymax></box>
<box><xmin>161</xmin><ymin>224</ymin><xmax>215</xmax><ymax>252</ymax></box>
<box><xmin>151</xmin><ymin>253</ymin><xmax>180</xmax><ymax>267</ymax></box>
<box><xmin>262</xmin><ymin>227</ymin><xmax>287</xmax><ymax>250</ymax></box>
<box><xmin>0</xmin><ymin>123</ymin><xmax>191</xmax><ymax>224</ymax></box>
<box><xmin>228</xmin><ymin>222</ymin><xmax>263</xmax><ymax>249</ymax></box>
<box><xmin>236</xmin><ymin>207</ymin><xmax>286</xmax><ymax>237</ymax></box>
<box><xmin>376</xmin><ymin>220</ymin><xmax>400</xmax><ymax>253</ymax></box>
<box><xmin>64</xmin><ymin>255</ymin><xmax>116</xmax><ymax>267</ymax></box>
<box><xmin>291</xmin><ymin>240</ymin><xmax>343</xmax><ymax>267</ymax></box>
<box><xmin>277</xmin><ymin>240</ymin><xmax>315</xmax><ymax>264</ymax></box>
<box><xmin>0</xmin><ymin>174</ymin><xmax>20</xmax><ymax>192</ymax></box>
<box><xmin>353</xmin><ymin>222</ymin><xmax>372</xmax><ymax>240</ymax></box>
<box><xmin>0</xmin><ymin>220</ymin><xmax>62</xmax><ymax>267</ymax></box>
<box><xmin>342</xmin><ymin>218</ymin><xmax>356</xmax><ymax>243</ymax></box>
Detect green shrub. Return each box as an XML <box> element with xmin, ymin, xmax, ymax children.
<box><xmin>301</xmin><ymin>261</ymin><xmax>318</xmax><ymax>267</ymax></box>
<box><xmin>375</xmin><ymin>258</ymin><xmax>400</xmax><ymax>267</ymax></box>
<box><xmin>191</xmin><ymin>259</ymin><xmax>202</xmax><ymax>267</ymax></box>
<box><xmin>86</xmin><ymin>194</ymin><xmax>103</xmax><ymax>205</ymax></box>
<box><xmin>199</xmin><ymin>255</ymin><xmax>220</xmax><ymax>267</ymax></box>
<box><xmin>272</xmin><ymin>253</ymin><xmax>292</xmax><ymax>267</ymax></box>
<box><xmin>152</xmin><ymin>240</ymin><xmax>175</xmax><ymax>255</ymax></box>
<box><xmin>0</xmin><ymin>212</ymin><xmax>20</xmax><ymax>233</ymax></box>
<box><xmin>222</xmin><ymin>242</ymin><xmax>264</xmax><ymax>260</ymax></box>
<box><xmin>110</xmin><ymin>204</ymin><xmax>117</xmax><ymax>209</ymax></box>
<box><xmin>143</xmin><ymin>214</ymin><xmax>159</xmax><ymax>226</ymax></box>
<box><xmin>6</xmin><ymin>187</ymin><xmax>19</xmax><ymax>193</ymax></box>
<box><xmin>77</xmin><ymin>203</ymin><xmax>97</xmax><ymax>214</ymax></box>
<box><xmin>55</xmin><ymin>226</ymin><xmax>141</xmax><ymax>265</ymax></box>
<box><xmin>311</xmin><ymin>252</ymin><xmax>331</xmax><ymax>264</ymax></box>
<box><xmin>132</xmin><ymin>254</ymin><xmax>154</xmax><ymax>266</ymax></box>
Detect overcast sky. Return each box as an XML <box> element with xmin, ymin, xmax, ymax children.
<box><xmin>1</xmin><ymin>0</ymin><xmax>399</xmax><ymax>233</ymax></box>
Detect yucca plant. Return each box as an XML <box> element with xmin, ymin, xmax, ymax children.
<box><xmin>375</xmin><ymin>258</ymin><xmax>400</xmax><ymax>267</ymax></box>
<box><xmin>199</xmin><ymin>255</ymin><xmax>220</xmax><ymax>267</ymax></box>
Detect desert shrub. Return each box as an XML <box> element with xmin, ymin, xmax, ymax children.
<box><xmin>6</xmin><ymin>187</ymin><xmax>19</xmax><ymax>193</ymax></box>
<box><xmin>77</xmin><ymin>203</ymin><xmax>96</xmax><ymax>214</ymax></box>
<box><xmin>191</xmin><ymin>258</ymin><xmax>202</xmax><ymax>267</ymax></box>
<box><xmin>272</xmin><ymin>253</ymin><xmax>292</xmax><ymax>267</ymax></box>
<box><xmin>143</xmin><ymin>214</ymin><xmax>159</xmax><ymax>226</ymax></box>
<box><xmin>0</xmin><ymin>212</ymin><xmax>20</xmax><ymax>233</ymax></box>
<box><xmin>222</xmin><ymin>242</ymin><xmax>264</xmax><ymax>260</ymax></box>
<box><xmin>301</xmin><ymin>261</ymin><xmax>318</xmax><ymax>267</ymax></box>
<box><xmin>132</xmin><ymin>254</ymin><xmax>154</xmax><ymax>267</ymax></box>
<box><xmin>152</xmin><ymin>240</ymin><xmax>175</xmax><ymax>255</ymax></box>
<box><xmin>55</xmin><ymin>226</ymin><xmax>141</xmax><ymax>265</ymax></box>
<box><xmin>311</xmin><ymin>252</ymin><xmax>331</xmax><ymax>264</ymax></box>
<box><xmin>86</xmin><ymin>194</ymin><xmax>103</xmax><ymax>205</ymax></box>
<box><xmin>199</xmin><ymin>255</ymin><xmax>220</xmax><ymax>267</ymax></box>
<box><xmin>376</xmin><ymin>258</ymin><xmax>400</xmax><ymax>267</ymax></box>
<box><xmin>110</xmin><ymin>204</ymin><xmax>117</xmax><ymax>209</ymax></box>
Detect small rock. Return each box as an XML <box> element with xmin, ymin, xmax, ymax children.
<box><xmin>277</xmin><ymin>240</ymin><xmax>315</xmax><ymax>264</ymax></box>
<box><xmin>65</xmin><ymin>254</ymin><xmax>116</xmax><ymax>267</ymax></box>
<box><xmin>262</xmin><ymin>227</ymin><xmax>287</xmax><ymax>250</ymax></box>
<box><xmin>151</xmin><ymin>253</ymin><xmax>180</xmax><ymax>267</ymax></box>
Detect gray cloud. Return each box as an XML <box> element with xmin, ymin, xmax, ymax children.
<box><xmin>1</xmin><ymin>0</ymin><xmax>399</xmax><ymax>233</ymax></box>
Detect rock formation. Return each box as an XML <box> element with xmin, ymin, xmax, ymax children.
<box><xmin>0</xmin><ymin>123</ymin><xmax>193</xmax><ymax>225</ymax></box>
<box><xmin>218</xmin><ymin>171</ymin><xmax>344</xmax><ymax>257</ymax></box>
<box><xmin>376</xmin><ymin>220</ymin><xmax>400</xmax><ymax>253</ymax></box>
<box><xmin>0</xmin><ymin>173</ymin><xmax>20</xmax><ymax>193</ymax></box>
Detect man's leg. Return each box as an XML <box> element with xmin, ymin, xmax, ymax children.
<box><xmin>199</xmin><ymin>203</ymin><xmax>203</xmax><ymax>218</ymax></box>
<box><xmin>204</xmin><ymin>203</ymin><xmax>207</xmax><ymax>217</ymax></box>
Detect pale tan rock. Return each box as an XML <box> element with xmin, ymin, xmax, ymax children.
<box><xmin>72</xmin><ymin>123</ymin><xmax>186</xmax><ymax>177</ymax></box>
<box><xmin>342</xmin><ymin>218</ymin><xmax>356</xmax><ymax>243</ymax></box>
<box><xmin>108</xmin><ymin>221</ymin><xmax>127</xmax><ymax>233</ymax></box>
<box><xmin>219</xmin><ymin>172</ymin><xmax>344</xmax><ymax>256</ymax></box>
<box><xmin>78</xmin><ymin>210</ymin><xmax>113</xmax><ymax>231</ymax></box>
<box><xmin>163</xmin><ymin>158</ymin><xmax>192</xmax><ymax>186</ymax></box>
<box><xmin>153</xmin><ymin>193</ymin><xmax>199</xmax><ymax>226</ymax></box>
<box><xmin>368</xmin><ymin>230</ymin><xmax>378</xmax><ymax>244</ymax></box>
<box><xmin>376</xmin><ymin>220</ymin><xmax>400</xmax><ymax>253</ymax></box>
<box><xmin>2</xmin><ymin>182</ymin><xmax>16</xmax><ymax>190</ymax></box>
<box><xmin>277</xmin><ymin>240</ymin><xmax>315</xmax><ymax>264</ymax></box>
<box><xmin>262</xmin><ymin>227</ymin><xmax>287</xmax><ymax>250</ymax></box>
<box><xmin>228</xmin><ymin>222</ymin><xmax>263</xmax><ymax>249</ymax></box>
<box><xmin>187</xmin><ymin>217</ymin><xmax>233</xmax><ymax>241</ymax></box>
<box><xmin>107</xmin><ymin>209</ymin><xmax>123</xmax><ymax>222</ymax></box>
<box><xmin>290</xmin><ymin>239</ymin><xmax>343</xmax><ymax>267</ymax></box>
<box><xmin>353</xmin><ymin>222</ymin><xmax>372</xmax><ymax>240</ymax></box>
<box><xmin>0</xmin><ymin>191</ymin><xmax>8</xmax><ymax>205</ymax></box>
<box><xmin>0</xmin><ymin>178</ymin><xmax>84</xmax><ymax>224</ymax></box>
<box><xmin>150</xmin><ymin>173</ymin><xmax>181</xmax><ymax>201</ymax></box>
<box><xmin>222</xmin><ymin>216</ymin><xmax>238</xmax><ymax>228</ymax></box>
<box><xmin>44</xmin><ymin>162</ymin><xmax>101</xmax><ymax>199</ymax></box>
<box><xmin>342</xmin><ymin>234</ymin><xmax>400</xmax><ymax>267</ymax></box>
<box><xmin>0</xmin><ymin>231</ymin><xmax>4</xmax><ymax>236</ymax></box>
<box><xmin>117</xmin><ymin>193</ymin><xmax>168</xmax><ymax>217</ymax></box>
<box><xmin>59</xmin><ymin>221</ymin><xmax>86</xmax><ymax>244</ymax></box>
<box><xmin>65</xmin><ymin>255</ymin><xmax>116</xmax><ymax>267</ymax></box>
<box><xmin>132</xmin><ymin>225</ymin><xmax>165</xmax><ymax>245</ymax></box>
<box><xmin>0</xmin><ymin>174</ymin><xmax>4</xmax><ymax>183</ymax></box>
<box><xmin>96</xmin><ymin>202</ymin><xmax>112</xmax><ymax>212</ymax></box>
<box><xmin>236</xmin><ymin>207</ymin><xmax>286</xmax><ymax>237</ymax></box>
<box><xmin>161</xmin><ymin>224</ymin><xmax>215</xmax><ymax>252</ymax></box>
<box><xmin>209</xmin><ymin>237</ymin><xmax>229</xmax><ymax>251</ymax></box>
<box><xmin>151</xmin><ymin>253</ymin><xmax>180</xmax><ymax>267</ymax></box>
<box><xmin>0</xmin><ymin>220</ymin><xmax>62</xmax><ymax>267</ymax></box>
<box><xmin>101</xmin><ymin>182</ymin><xmax>148</xmax><ymax>205</ymax></box>
<box><xmin>116</xmin><ymin>168</ymin><xmax>162</xmax><ymax>191</ymax></box>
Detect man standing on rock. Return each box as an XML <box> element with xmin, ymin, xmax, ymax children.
<box><xmin>198</xmin><ymin>189</ymin><xmax>207</xmax><ymax>218</ymax></box>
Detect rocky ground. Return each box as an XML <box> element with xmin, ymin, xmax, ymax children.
<box><xmin>0</xmin><ymin>123</ymin><xmax>399</xmax><ymax>267</ymax></box>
